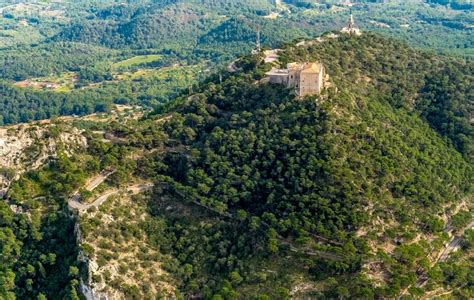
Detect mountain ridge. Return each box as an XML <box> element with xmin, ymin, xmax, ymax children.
<box><xmin>130</xmin><ymin>32</ymin><xmax>472</xmax><ymax>298</ymax></box>
<box><xmin>0</xmin><ymin>32</ymin><xmax>472</xmax><ymax>299</ymax></box>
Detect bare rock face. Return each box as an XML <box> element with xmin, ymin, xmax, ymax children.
<box><xmin>0</xmin><ymin>124</ymin><xmax>87</xmax><ymax>197</ymax></box>
<box><xmin>80</xmin><ymin>280</ymin><xmax>110</xmax><ymax>300</ymax></box>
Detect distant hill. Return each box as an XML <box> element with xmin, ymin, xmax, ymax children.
<box><xmin>0</xmin><ymin>0</ymin><xmax>472</xmax><ymax>127</ymax></box>
<box><xmin>427</xmin><ymin>0</ymin><xmax>473</xmax><ymax>10</ymax></box>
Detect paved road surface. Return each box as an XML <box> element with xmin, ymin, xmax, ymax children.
<box><xmin>68</xmin><ymin>170</ymin><xmax>116</xmax><ymax>206</ymax></box>
<box><xmin>85</xmin><ymin>170</ymin><xmax>115</xmax><ymax>191</ymax></box>
<box><xmin>68</xmin><ymin>183</ymin><xmax>154</xmax><ymax>212</ymax></box>
<box><xmin>69</xmin><ymin>190</ymin><xmax>117</xmax><ymax>211</ymax></box>
<box><xmin>439</xmin><ymin>221</ymin><xmax>474</xmax><ymax>262</ymax></box>
<box><xmin>414</xmin><ymin>220</ymin><xmax>474</xmax><ymax>289</ymax></box>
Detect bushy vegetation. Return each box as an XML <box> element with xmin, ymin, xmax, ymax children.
<box><xmin>280</xmin><ymin>33</ymin><xmax>473</xmax><ymax>160</ymax></box>
<box><xmin>0</xmin><ymin>123</ymin><xmax>134</xmax><ymax>298</ymax></box>
<box><xmin>1</xmin><ymin>154</ymin><xmax>87</xmax><ymax>299</ymax></box>
<box><xmin>0</xmin><ymin>0</ymin><xmax>472</xmax><ymax>125</ymax></box>
<box><xmin>0</xmin><ymin>1</ymin><xmax>472</xmax><ymax>298</ymax></box>
<box><xmin>125</xmin><ymin>34</ymin><xmax>472</xmax><ymax>297</ymax></box>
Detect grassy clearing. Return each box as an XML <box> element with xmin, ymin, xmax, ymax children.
<box><xmin>113</xmin><ymin>55</ymin><xmax>162</xmax><ymax>68</ymax></box>
<box><xmin>0</xmin><ymin>27</ymin><xmax>43</xmax><ymax>48</ymax></box>
<box><xmin>14</xmin><ymin>72</ymin><xmax>77</xmax><ymax>92</ymax></box>
<box><xmin>114</xmin><ymin>64</ymin><xmax>202</xmax><ymax>81</ymax></box>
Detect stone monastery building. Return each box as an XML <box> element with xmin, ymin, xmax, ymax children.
<box><xmin>265</xmin><ymin>62</ymin><xmax>326</xmax><ymax>97</ymax></box>
<box><xmin>260</xmin><ymin>15</ymin><xmax>362</xmax><ymax>97</ymax></box>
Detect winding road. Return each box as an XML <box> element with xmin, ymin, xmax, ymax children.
<box><xmin>67</xmin><ymin>169</ymin><xmax>153</xmax><ymax>212</ymax></box>
<box><xmin>69</xmin><ymin>183</ymin><xmax>154</xmax><ymax>212</ymax></box>
<box><xmin>68</xmin><ymin>170</ymin><xmax>115</xmax><ymax>205</ymax></box>
<box><xmin>86</xmin><ymin>170</ymin><xmax>115</xmax><ymax>191</ymax></box>
<box><xmin>438</xmin><ymin>221</ymin><xmax>474</xmax><ymax>263</ymax></box>
<box><xmin>412</xmin><ymin>220</ymin><xmax>474</xmax><ymax>290</ymax></box>
<box><xmin>69</xmin><ymin>190</ymin><xmax>117</xmax><ymax>211</ymax></box>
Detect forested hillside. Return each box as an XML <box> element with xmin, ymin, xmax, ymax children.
<box><xmin>134</xmin><ymin>33</ymin><xmax>472</xmax><ymax>298</ymax></box>
<box><xmin>0</xmin><ymin>0</ymin><xmax>472</xmax><ymax>126</ymax></box>
<box><xmin>278</xmin><ymin>33</ymin><xmax>473</xmax><ymax>160</ymax></box>
<box><xmin>2</xmin><ymin>33</ymin><xmax>471</xmax><ymax>299</ymax></box>
<box><xmin>0</xmin><ymin>1</ymin><xmax>472</xmax><ymax>297</ymax></box>
<box><xmin>427</xmin><ymin>0</ymin><xmax>473</xmax><ymax>9</ymax></box>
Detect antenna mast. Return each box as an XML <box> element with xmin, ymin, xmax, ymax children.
<box><xmin>256</xmin><ymin>25</ymin><xmax>261</xmax><ymax>52</ymax></box>
<box><xmin>349</xmin><ymin>10</ymin><xmax>355</xmax><ymax>30</ymax></box>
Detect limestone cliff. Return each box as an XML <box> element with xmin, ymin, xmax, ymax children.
<box><xmin>0</xmin><ymin>123</ymin><xmax>87</xmax><ymax>198</ymax></box>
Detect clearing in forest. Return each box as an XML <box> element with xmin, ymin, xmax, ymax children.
<box><xmin>113</xmin><ymin>55</ymin><xmax>162</xmax><ymax>68</ymax></box>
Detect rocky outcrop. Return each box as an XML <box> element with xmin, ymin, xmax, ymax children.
<box><xmin>80</xmin><ymin>279</ymin><xmax>109</xmax><ymax>300</ymax></box>
<box><xmin>0</xmin><ymin>124</ymin><xmax>87</xmax><ymax>197</ymax></box>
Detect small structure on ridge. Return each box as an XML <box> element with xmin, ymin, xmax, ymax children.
<box><xmin>251</xmin><ymin>26</ymin><xmax>262</xmax><ymax>55</ymax></box>
<box><xmin>341</xmin><ymin>13</ymin><xmax>361</xmax><ymax>36</ymax></box>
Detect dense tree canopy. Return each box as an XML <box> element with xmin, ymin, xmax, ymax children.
<box><xmin>127</xmin><ymin>34</ymin><xmax>472</xmax><ymax>297</ymax></box>
<box><xmin>0</xmin><ymin>1</ymin><xmax>472</xmax><ymax>298</ymax></box>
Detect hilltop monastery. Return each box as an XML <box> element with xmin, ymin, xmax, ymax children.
<box><xmin>265</xmin><ymin>62</ymin><xmax>326</xmax><ymax>97</ymax></box>
<box><xmin>263</xmin><ymin>14</ymin><xmax>360</xmax><ymax>97</ymax></box>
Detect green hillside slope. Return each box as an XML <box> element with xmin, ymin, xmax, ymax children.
<box><xmin>0</xmin><ymin>0</ymin><xmax>472</xmax><ymax>126</ymax></box>
<box><xmin>1</xmin><ymin>34</ymin><xmax>472</xmax><ymax>299</ymax></box>
<box><xmin>131</xmin><ymin>33</ymin><xmax>472</xmax><ymax>298</ymax></box>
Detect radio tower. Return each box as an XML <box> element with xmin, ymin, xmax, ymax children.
<box><xmin>252</xmin><ymin>25</ymin><xmax>262</xmax><ymax>55</ymax></box>
<box><xmin>256</xmin><ymin>25</ymin><xmax>261</xmax><ymax>52</ymax></box>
